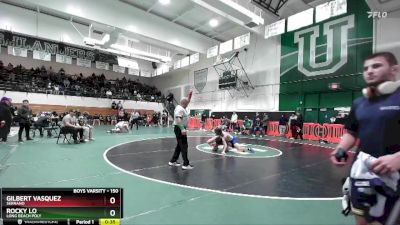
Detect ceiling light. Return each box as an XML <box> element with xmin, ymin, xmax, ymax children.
<box><xmin>171</xmin><ymin>40</ymin><xmax>181</xmax><ymax>46</ymax></box>
<box><xmin>66</xmin><ymin>5</ymin><xmax>83</xmax><ymax>17</ymax></box>
<box><xmin>83</xmin><ymin>33</ymin><xmax>110</xmax><ymax>46</ymax></box>
<box><xmin>110</xmin><ymin>44</ymin><xmax>171</xmax><ymax>62</ymax></box>
<box><xmin>128</xmin><ymin>38</ymin><xmax>140</xmax><ymax>43</ymax></box>
<box><xmin>159</xmin><ymin>0</ymin><xmax>171</xmax><ymax>5</ymax></box>
<box><xmin>193</xmin><ymin>0</ymin><xmax>264</xmax><ymax>28</ymax></box>
<box><xmin>102</xmin><ymin>34</ymin><xmax>110</xmax><ymax>43</ymax></box>
<box><xmin>126</xmin><ymin>25</ymin><xmax>137</xmax><ymax>33</ymax></box>
<box><xmin>209</xmin><ymin>19</ymin><xmax>219</xmax><ymax>27</ymax></box>
<box><xmin>62</xmin><ymin>34</ymin><xmax>72</xmax><ymax>43</ymax></box>
<box><xmin>105</xmin><ymin>48</ymin><xmax>130</xmax><ymax>57</ymax></box>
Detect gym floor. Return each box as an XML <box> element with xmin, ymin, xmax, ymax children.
<box><xmin>0</xmin><ymin>126</ymin><xmax>354</xmax><ymax>224</ymax></box>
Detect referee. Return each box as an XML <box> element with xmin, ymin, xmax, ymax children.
<box><xmin>169</xmin><ymin>90</ymin><xmax>193</xmax><ymax>170</ymax></box>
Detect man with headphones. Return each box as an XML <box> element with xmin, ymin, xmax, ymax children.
<box><xmin>330</xmin><ymin>52</ymin><xmax>400</xmax><ymax>225</ymax></box>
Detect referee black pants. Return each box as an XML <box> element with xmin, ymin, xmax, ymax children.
<box><xmin>170</xmin><ymin>125</ymin><xmax>189</xmax><ymax>166</ymax></box>
<box><xmin>130</xmin><ymin>119</ymin><xmax>139</xmax><ymax>130</ymax></box>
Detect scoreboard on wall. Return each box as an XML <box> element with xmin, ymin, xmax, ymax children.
<box><xmin>1</xmin><ymin>188</ymin><xmax>123</xmax><ymax>225</ymax></box>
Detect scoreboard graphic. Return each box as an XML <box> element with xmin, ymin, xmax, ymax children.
<box><xmin>0</xmin><ymin>188</ymin><xmax>123</xmax><ymax>225</ymax></box>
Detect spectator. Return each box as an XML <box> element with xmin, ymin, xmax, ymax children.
<box><xmin>111</xmin><ymin>101</ymin><xmax>117</xmax><ymax>109</ymax></box>
<box><xmin>221</xmin><ymin>116</ymin><xmax>229</xmax><ymax>131</ymax></box>
<box><xmin>330</xmin><ymin>116</ymin><xmax>336</xmax><ymax>124</ymax></box>
<box><xmin>54</xmin><ymin>85</ymin><xmax>60</xmax><ymax>95</ymax></box>
<box><xmin>9</xmin><ymin>72</ymin><xmax>15</xmax><ymax>81</ymax></box>
<box><xmin>59</xmin><ymin>68</ymin><xmax>65</xmax><ymax>74</ymax></box>
<box><xmin>230</xmin><ymin>112</ymin><xmax>238</xmax><ymax>132</ymax></box>
<box><xmin>201</xmin><ymin>112</ymin><xmax>207</xmax><ymax>130</ymax></box>
<box><xmin>117</xmin><ymin>109</ymin><xmax>125</xmax><ymax>122</ymax></box>
<box><xmin>106</xmin><ymin>90</ymin><xmax>112</xmax><ymax>99</ymax></box>
<box><xmin>106</xmin><ymin>115</ymin><xmax>112</xmax><ymax>125</ymax></box>
<box><xmin>48</xmin><ymin>66</ymin><xmax>54</xmax><ymax>76</ymax></box>
<box><xmin>152</xmin><ymin>113</ymin><xmax>159</xmax><ymax>127</ymax></box>
<box><xmin>162</xmin><ymin>111</ymin><xmax>168</xmax><ymax>127</ymax></box>
<box><xmin>50</xmin><ymin>111</ymin><xmax>59</xmax><ymax>125</ymax></box>
<box><xmin>7</xmin><ymin>63</ymin><xmax>13</xmax><ymax>71</ymax></box>
<box><xmin>242</xmin><ymin>116</ymin><xmax>252</xmax><ymax>135</ymax></box>
<box><xmin>17</xmin><ymin>99</ymin><xmax>33</xmax><ymax>142</ymax></box>
<box><xmin>61</xmin><ymin>110</ymin><xmax>84</xmax><ymax>144</ymax></box>
<box><xmin>252</xmin><ymin>112</ymin><xmax>263</xmax><ymax>137</ymax></box>
<box><xmin>78</xmin><ymin>113</ymin><xmax>95</xmax><ymax>141</ymax></box>
<box><xmin>111</xmin><ymin>115</ymin><xmax>117</xmax><ymax>125</ymax></box>
<box><xmin>33</xmin><ymin>113</ymin><xmax>51</xmax><ymax>137</ymax></box>
<box><xmin>0</xmin><ymin>64</ymin><xmax>163</xmax><ymax>103</ymax></box>
<box><xmin>63</xmin><ymin>78</ymin><xmax>70</xmax><ymax>88</ymax></box>
<box><xmin>99</xmin><ymin>114</ymin><xmax>104</xmax><ymax>125</ymax></box>
<box><xmin>0</xmin><ymin>97</ymin><xmax>13</xmax><ymax>143</ymax></box>
<box><xmin>146</xmin><ymin>114</ymin><xmax>152</xmax><ymax>127</ymax></box>
<box><xmin>117</xmin><ymin>101</ymin><xmax>123</xmax><ymax>110</ymax></box>
<box><xmin>288</xmin><ymin>112</ymin><xmax>298</xmax><ymax>139</ymax></box>
<box><xmin>294</xmin><ymin>112</ymin><xmax>304</xmax><ymax>140</ymax></box>
<box><xmin>262</xmin><ymin>113</ymin><xmax>269</xmax><ymax>135</ymax></box>
<box><xmin>278</xmin><ymin>114</ymin><xmax>288</xmax><ymax>137</ymax></box>
<box><xmin>40</xmin><ymin>65</ymin><xmax>46</xmax><ymax>73</ymax></box>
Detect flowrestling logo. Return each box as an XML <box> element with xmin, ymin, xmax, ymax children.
<box><xmin>367</xmin><ymin>11</ymin><xmax>388</xmax><ymax>19</ymax></box>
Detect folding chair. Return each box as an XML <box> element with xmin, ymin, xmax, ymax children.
<box><xmin>43</xmin><ymin>121</ymin><xmax>61</xmax><ymax>136</ymax></box>
<box><xmin>44</xmin><ymin>124</ymin><xmax>58</xmax><ymax>137</ymax></box>
<box><xmin>56</xmin><ymin>126</ymin><xmax>73</xmax><ymax>144</ymax></box>
<box><xmin>30</xmin><ymin>125</ymin><xmax>41</xmax><ymax>138</ymax></box>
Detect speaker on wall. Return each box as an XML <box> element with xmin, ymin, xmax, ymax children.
<box><xmin>152</xmin><ymin>62</ymin><xmax>157</xmax><ymax>69</ymax></box>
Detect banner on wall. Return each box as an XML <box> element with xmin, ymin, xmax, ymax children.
<box><xmin>95</xmin><ymin>61</ymin><xmax>109</xmax><ymax>70</ymax></box>
<box><xmin>282</xmin><ymin>14</ymin><xmax>367</xmax><ymax>78</ymax></box>
<box><xmin>7</xmin><ymin>46</ymin><xmax>27</xmax><ymax>57</ymax></box>
<box><xmin>94</xmin><ymin>50</ymin><xmax>118</xmax><ymax>65</ymax></box>
<box><xmin>113</xmin><ymin>65</ymin><xmax>126</xmax><ymax>73</ymax></box>
<box><xmin>265</xmin><ymin>19</ymin><xmax>285</xmax><ymax>39</ymax></box>
<box><xmin>190</xmin><ymin>53</ymin><xmax>199</xmax><ymax>64</ymax></box>
<box><xmin>173</xmin><ymin>60</ymin><xmax>181</xmax><ymax>69</ymax></box>
<box><xmin>194</xmin><ymin>68</ymin><xmax>208</xmax><ymax>93</ymax></box>
<box><xmin>56</xmin><ymin>54</ymin><xmax>72</xmax><ymax>64</ymax></box>
<box><xmin>33</xmin><ymin>50</ymin><xmax>51</xmax><ymax>61</ymax></box>
<box><xmin>0</xmin><ymin>29</ymin><xmax>117</xmax><ymax>64</ymax></box>
<box><xmin>206</xmin><ymin>45</ymin><xmax>218</xmax><ymax>58</ymax></box>
<box><xmin>278</xmin><ymin>0</ymin><xmax>373</xmax><ymax>111</ymax></box>
<box><xmin>128</xmin><ymin>68</ymin><xmax>139</xmax><ymax>76</ymax></box>
<box><xmin>76</xmin><ymin>58</ymin><xmax>91</xmax><ymax>68</ymax></box>
<box><xmin>234</xmin><ymin>32</ymin><xmax>250</xmax><ymax>49</ymax></box>
<box><xmin>141</xmin><ymin>69</ymin><xmax>152</xmax><ymax>77</ymax></box>
<box><xmin>181</xmin><ymin>56</ymin><xmax>189</xmax><ymax>67</ymax></box>
<box><xmin>280</xmin><ymin>0</ymin><xmax>372</xmax><ymax>80</ymax></box>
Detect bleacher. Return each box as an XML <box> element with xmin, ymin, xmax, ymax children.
<box><xmin>0</xmin><ymin>62</ymin><xmax>165</xmax><ymax>103</ymax></box>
